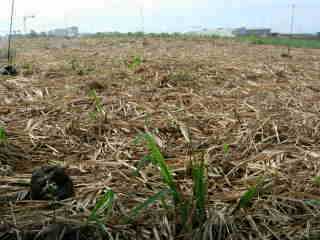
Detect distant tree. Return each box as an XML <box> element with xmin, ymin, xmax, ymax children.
<box><xmin>95</xmin><ymin>32</ymin><xmax>105</xmax><ymax>37</ymax></box>
<box><xmin>112</xmin><ymin>31</ymin><xmax>121</xmax><ymax>37</ymax></box>
<box><xmin>172</xmin><ymin>32</ymin><xmax>181</xmax><ymax>37</ymax></box>
<box><xmin>29</xmin><ymin>29</ymin><xmax>38</xmax><ymax>38</ymax></box>
<box><xmin>160</xmin><ymin>32</ymin><xmax>170</xmax><ymax>38</ymax></box>
<box><xmin>40</xmin><ymin>32</ymin><xmax>47</xmax><ymax>37</ymax></box>
<box><xmin>135</xmin><ymin>31</ymin><xmax>144</xmax><ymax>37</ymax></box>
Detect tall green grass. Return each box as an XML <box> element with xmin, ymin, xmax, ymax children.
<box><xmin>130</xmin><ymin>133</ymin><xmax>208</xmax><ymax>235</ymax></box>
<box><xmin>85</xmin><ymin>132</ymin><xmax>270</xmax><ymax>238</ymax></box>
<box><xmin>192</xmin><ymin>159</ymin><xmax>207</xmax><ymax>226</ymax></box>
<box><xmin>88</xmin><ymin>132</ymin><xmax>208</xmax><ymax>237</ymax></box>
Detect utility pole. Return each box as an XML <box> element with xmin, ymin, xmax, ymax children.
<box><xmin>139</xmin><ymin>3</ymin><xmax>145</xmax><ymax>57</ymax></box>
<box><xmin>290</xmin><ymin>4</ymin><xmax>295</xmax><ymax>36</ymax></box>
<box><xmin>288</xmin><ymin>4</ymin><xmax>295</xmax><ymax>56</ymax></box>
<box><xmin>1</xmin><ymin>0</ymin><xmax>18</xmax><ymax>75</ymax></box>
<box><xmin>8</xmin><ymin>0</ymin><xmax>15</xmax><ymax>65</ymax></box>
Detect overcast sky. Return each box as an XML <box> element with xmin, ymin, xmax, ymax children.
<box><xmin>0</xmin><ymin>0</ymin><xmax>319</xmax><ymax>34</ymax></box>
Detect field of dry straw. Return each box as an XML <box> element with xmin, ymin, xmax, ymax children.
<box><xmin>0</xmin><ymin>36</ymin><xmax>320</xmax><ymax>239</ymax></box>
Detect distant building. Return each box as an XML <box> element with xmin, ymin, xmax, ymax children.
<box><xmin>232</xmin><ymin>27</ymin><xmax>247</xmax><ymax>36</ymax></box>
<box><xmin>187</xmin><ymin>27</ymin><xmax>272</xmax><ymax>37</ymax></box>
<box><xmin>187</xmin><ymin>28</ymin><xmax>235</xmax><ymax>37</ymax></box>
<box><xmin>245</xmin><ymin>28</ymin><xmax>271</xmax><ymax>37</ymax></box>
<box><xmin>68</xmin><ymin>26</ymin><xmax>79</xmax><ymax>37</ymax></box>
<box><xmin>48</xmin><ymin>26</ymin><xmax>79</xmax><ymax>37</ymax></box>
<box><xmin>230</xmin><ymin>27</ymin><xmax>272</xmax><ymax>37</ymax></box>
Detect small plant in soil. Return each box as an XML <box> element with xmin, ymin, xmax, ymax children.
<box><xmin>237</xmin><ymin>176</ymin><xmax>265</xmax><ymax>209</ymax></box>
<box><xmin>69</xmin><ymin>58</ymin><xmax>94</xmax><ymax>76</ymax></box>
<box><xmin>313</xmin><ymin>176</ymin><xmax>320</xmax><ymax>186</ymax></box>
<box><xmin>0</xmin><ymin>126</ymin><xmax>7</xmax><ymax>144</ymax></box>
<box><xmin>127</xmin><ymin>55</ymin><xmax>142</xmax><ymax>70</ymax></box>
<box><xmin>129</xmin><ymin>133</ymin><xmax>208</xmax><ymax>237</ymax></box>
<box><xmin>21</xmin><ymin>62</ymin><xmax>35</xmax><ymax>76</ymax></box>
<box><xmin>88</xmin><ymin>189</ymin><xmax>115</xmax><ymax>233</ymax></box>
<box><xmin>223</xmin><ymin>143</ymin><xmax>230</xmax><ymax>155</ymax></box>
<box><xmin>88</xmin><ymin>89</ymin><xmax>106</xmax><ymax>120</ymax></box>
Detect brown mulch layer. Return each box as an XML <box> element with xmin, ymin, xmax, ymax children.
<box><xmin>0</xmin><ymin>36</ymin><xmax>320</xmax><ymax>239</ymax></box>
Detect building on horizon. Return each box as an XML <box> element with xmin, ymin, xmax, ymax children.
<box><xmin>187</xmin><ymin>28</ymin><xmax>234</xmax><ymax>37</ymax></box>
<box><xmin>244</xmin><ymin>28</ymin><xmax>271</xmax><ymax>37</ymax></box>
<box><xmin>186</xmin><ymin>27</ymin><xmax>272</xmax><ymax>37</ymax></box>
<box><xmin>48</xmin><ymin>26</ymin><xmax>79</xmax><ymax>37</ymax></box>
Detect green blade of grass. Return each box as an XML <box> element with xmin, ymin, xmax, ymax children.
<box><xmin>238</xmin><ymin>177</ymin><xmax>264</xmax><ymax>209</ymax></box>
<box><xmin>313</xmin><ymin>176</ymin><xmax>320</xmax><ymax>186</ymax></box>
<box><xmin>88</xmin><ymin>89</ymin><xmax>97</xmax><ymax>99</ymax></box>
<box><xmin>238</xmin><ymin>186</ymin><xmax>257</xmax><ymax>209</ymax></box>
<box><xmin>192</xmin><ymin>161</ymin><xmax>207</xmax><ymax>222</ymax></box>
<box><xmin>142</xmin><ymin>133</ymin><xmax>182</xmax><ymax>204</ymax></box>
<box><xmin>89</xmin><ymin>190</ymin><xmax>115</xmax><ymax>221</ymax></box>
<box><xmin>0</xmin><ymin>127</ymin><xmax>7</xmax><ymax>143</ymax></box>
<box><xmin>223</xmin><ymin>143</ymin><xmax>230</xmax><ymax>155</ymax></box>
<box><xmin>305</xmin><ymin>199</ymin><xmax>320</xmax><ymax>206</ymax></box>
<box><xmin>128</xmin><ymin>188</ymin><xmax>171</xmax><ymax>221</ymax></box>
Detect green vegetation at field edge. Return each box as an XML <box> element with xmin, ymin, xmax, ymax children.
<box><xmin>240</xmin><ymin>35</ymin><xmax>320</xmax><ymax>49</ymax></box>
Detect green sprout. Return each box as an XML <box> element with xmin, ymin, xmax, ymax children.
<box><xmin>88</xmin><ymin>89</ymin><xmax>105</xmax><ymax>120</ymax></box>
<box><xmin>313</xmin><ymin>176</ymin><xmax>320</xmax><ymax>186</ymax></box>
<box><xmin>129</xmin><ymin>133</ymin><xmax>208</xmax><ymax>233</ymax></box>
<box><xmin>128</xmin><ymin>55</ymin><xmax>142</xmax><ymax>69</ymax></box>
<box><xmin>238</xmin><ymin>176</ymin><xmax>264</xmax><ymax>209</ymax></box>
<box><xmin>0</xmin><ymin>127</ymin><xmax>7</xmax><ymax>143</ymax></box>
<box><xmin>223</xmin><ymin>143</ymin><xmax>230</xmax><ymax>155</ymax></box>
<box><xmin>88</xmin><ymin>189</ymin><xmax>115</xmax><ymax>233</ymax></box>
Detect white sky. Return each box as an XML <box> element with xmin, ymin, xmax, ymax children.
<box><xmin>0</xmin><ymin>0</ymin><xmax>319</xmax><ymax>33</ymax></box>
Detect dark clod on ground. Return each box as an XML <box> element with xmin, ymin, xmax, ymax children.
<box><xmin>281</xmin><ymin>53</ymin><xmax>293</xmax><ymax>58</ymax></box>
<box><xmin>0</xmin><ymin>223</ymin><xmax>101</xmax><ymax>240</ymax></box>
<box><xmin>30</xmin><ymin>165</ymin><xmax>74</xmax><ymax>201</ymax></box>
<box><xmin>0</xmin><ymin>65</ymin><xmax>18</xmax><ymax>76</ymax></box>
<box><xmin>87</xmin><ymin>81</ymin><xmax>105</xmax><ymax>91</ymax></box>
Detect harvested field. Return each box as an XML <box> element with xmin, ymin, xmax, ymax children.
<box><xmin>1</xmin><ymin>36</ymin><xmax>320</xmax><ymax>239</ymax></box>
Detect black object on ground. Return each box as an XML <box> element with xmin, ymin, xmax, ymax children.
<box><xmin>30</xmin><ymin>165</ymin><xmax>74</xmax><ymax>201</ymax></box>
<box><xmin>0</xmin><ymin>223</ymin><xmax>101</xmax><ymax>240</ymax></box>
<box><xmin>0</xmin><ymin>65</ymin><xmax>18</xmax><ymax>76</ymax></box>
<box><xmin>281</xmin><ymin>53</ymin><xmax>292</xmax><ymax>58</ymax></box>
